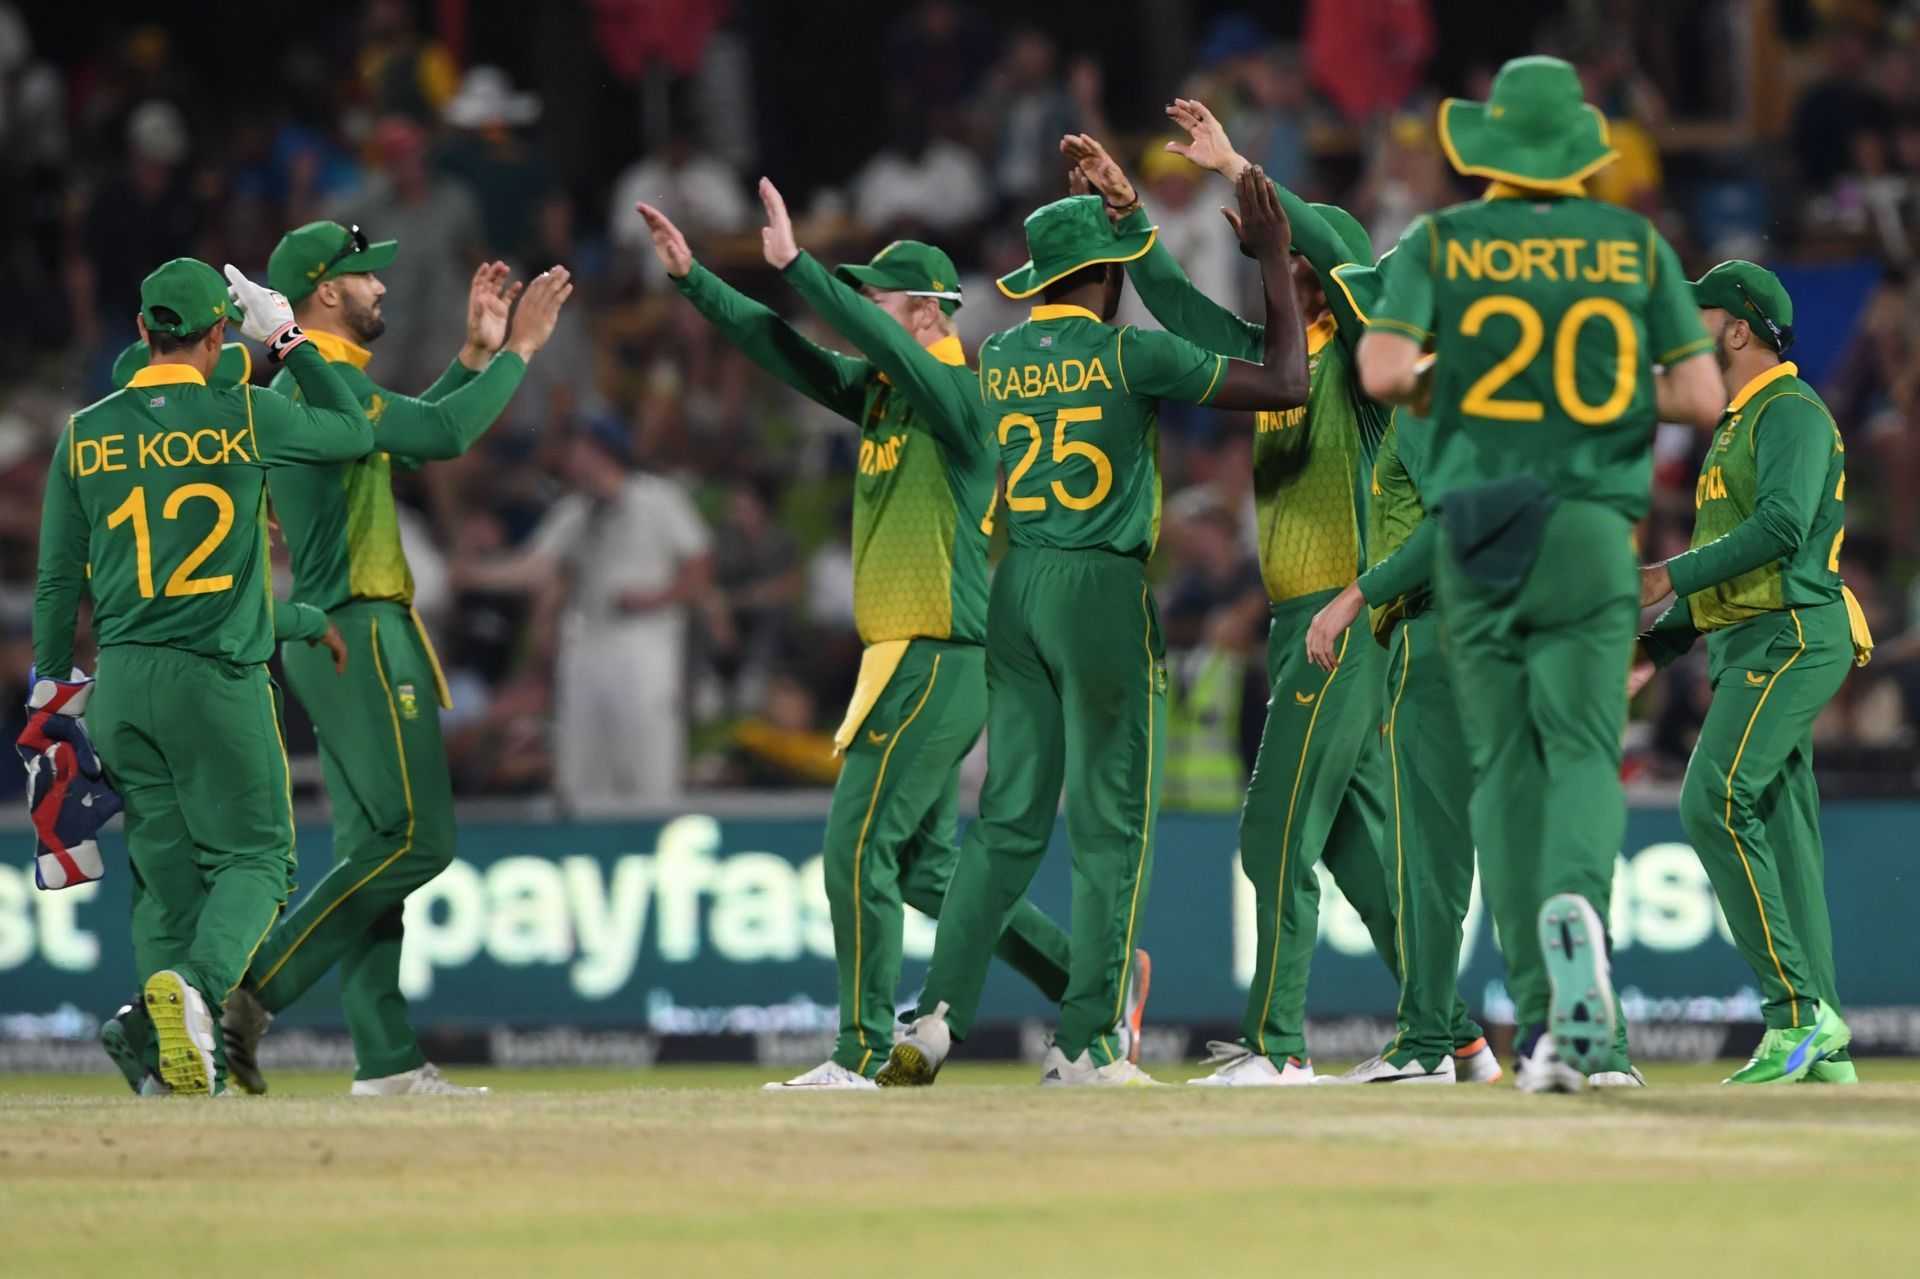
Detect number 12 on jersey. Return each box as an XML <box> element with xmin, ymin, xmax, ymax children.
<box><xmin>998</xmin><ymin>407</ymin><xmax>1113</xmax><ymax>512</ymax></box>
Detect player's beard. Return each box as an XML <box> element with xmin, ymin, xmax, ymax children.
<box><xmin>1712</xmin><ymin>327</ymin><xmax>1734</xmax><ymax>373</ymax></box>
<box><xmin>344</xmin><ymin>297</ymin><xmax>387</xmax><ymax>345</ymax></box>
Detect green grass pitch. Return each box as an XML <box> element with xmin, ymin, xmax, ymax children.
<box><xmin>4</xmin><ymin>1061</ymin><xmax>1919</xmax><ymax>1276</ymax></box>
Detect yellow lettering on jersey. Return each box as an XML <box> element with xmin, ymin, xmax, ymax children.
<box><xmin>1445</xmin><ymin>238</ymin><xmax>1643</xmax><ymax>284</ymax></box>
<box><xmin>74</xmin><ymin>435</ymin><xmax>129</xmax><ymax>475</ymax></box>
<box><xmin>986</xmin><ymin>357</ymin><xmax>1112</xmax><ymax>401</ymax></box>
<box><xmin>1256</xmin><ymin>405</ymin><xmax>1308</xmax><ymax>434</ymax></box>
<box><xmin>858</xmin><ymin>433</ymin><xmax>906</xmax><ymax>476</ymax></box>
<box><xmin>1695</xmin><ymin>465</ymin><xmax>1728</xmax><ymax>508</ymax></box>
<box><xmin>129</xmin><ymin>429</ymin><xmax>256</xmax><ymax>469</ymax></box>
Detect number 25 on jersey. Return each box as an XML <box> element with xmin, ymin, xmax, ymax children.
<box><xmin>998</xmin><ymin>407</ymin><xmax>1113</xmax><ymax>512</ymax></box>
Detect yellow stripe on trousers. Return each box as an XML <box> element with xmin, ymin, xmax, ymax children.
<box><xmin>1253</xmin><ymin>627</ymin><xmax>1345</xmax><ymax>1057</ymax></box>
<box><xmin>849</xmin><ymin>652</ymin><xmax>942</xmax><ymax>1064</ymax></box>
<box><xmin>1109</xmin><ymin>586</ymin><xmax>1160</xmax><ymax>1043</ymax></box>
<box><xmin>1386</xmin><ymin>630</ymin><xmax>1413</xmax><ymax>1052</ymax></box>
<box><xmin>253</xmin><ymin>617</ymin><xmax>417</xmax><ymax>992</ymax></box>
<box><xmin>1723</xmin><ymin>609</ymin><xmax>1805</xmax><ymax>1027</ymax></box>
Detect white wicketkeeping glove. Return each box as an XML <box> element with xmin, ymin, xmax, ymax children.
<box><xmin>222</xmin><ymin>264</ymin><xmax>309</xmax><ymax>362</ymax></box>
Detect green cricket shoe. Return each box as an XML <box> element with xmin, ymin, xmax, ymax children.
<box><xmin>1725</xmin><ymin>1004</ymin><xmax>1851</xmax><ymax>1084</ymax></box>
<box><xmin>99</xmin><ymin>994</ymin><xmax>162</xmax><ymax>1095</ymax></box>
<box><xmin>1539</xmin><ymin>892</ymin><xmax>1617</xmax><ymax>1075</ymax></box>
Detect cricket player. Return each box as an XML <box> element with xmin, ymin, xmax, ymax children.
<box><xmin>1635</xmin><ymin>261</ymin><xmax>1868</xmax><ymax>1083</ymax></box>
<box><xmin>31</xmin><ymin>258</ymin><xmax>375</xmax><ymax>1094</ymax></box>
<box><xmin>1068</xmin><ymin>114</ymin><xmax>1495</xmax><ymax>1085</ymax></box>
<box><xmin>1357</xmin><ymin>56</ymin><xmax>1725</xmax><ymax>1089</ymax></box>
<box><xmin>877</xmin><ymin>168</ymin><xmax>1311</xmax><ymax>1087</ymax></box>
<box><xmin>634</xmin><ymin>195</ymin><xmax>1090</xmax><ymax>1090</ymax></box>
<box><xmin>222</xmin><ymin>222</ymin><xmax>573</xmax><ymax>1096</ymax></box>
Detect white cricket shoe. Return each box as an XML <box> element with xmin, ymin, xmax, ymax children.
<box><xmin>1513</xmin><ymin>1032</ymin><xmax>1585</xmax><ymax>1094</ymax></box>
<box><xmin>763</xmin><ymin>1061</ymin><xmax>879</xmax><ymax>1091</ymax></box>
<box><xmin>143</xmin><ymin>970</ymin><xmax>216</xmax><ymax>1097</ymax></box>
<box><xmin>1587</xmin><ymin>1067</ymin><xmax>1647</xmax><ymax>1087</ymax></box>
<box><xmin>1186</xmin><ymin>1041</ymin><xmax>1316</xmax><ymax>1087</ymax></box>
<box><xmin>1038</xmin><ymin>1044</ymin><xmax>1157</xmax><ymax>1087</ymax></box>
<box><xmin>1454</xmin><ymin>1036</ymin><xmax>1504</xmax><ymax>1084</ymax></box>
<box><xmin>1316</xmin><ymin>1053</ymin><xmax>1457</xmax><ymax>1085</ymax></box>
<box><xmin>874</xmin><ymin>1001</ymin><xmax>951</xmax><ymax>1087</ymax></box>
<box><xmin>349</xmin><ymin>1063</ymin><xmax>490</xmax><ymax>1096</ymax></box>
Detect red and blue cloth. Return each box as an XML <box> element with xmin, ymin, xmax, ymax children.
<box><xmin>16</xmin><ymin>671</ymin><xmax>122</xmax><ymax>890</ymax></box>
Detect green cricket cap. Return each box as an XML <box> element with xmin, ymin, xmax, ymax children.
<box><xmin>1437</xmin><ymin>56</ymin><xmax>1619</xmax><ymax>190</ymax></box>
<box><xmin>1692</xmin><ymin>260</ymin><xmax>1795</xmax><ymax>352</ymax></box>
<box><xmin>268</xmin><ymin>221</ymin><xmax>398</xmax><ymax>304</ymax></box>
<box><xmin>834</xmin><ymin>240</ymin><xmax>964</xmax><ymax>315</ymax></box>
<box><xmin>139</xmin><ymin>258</ymin><xmax>237</xmax><ymax>337</ymax></box>
<box><xmin>997</xmin><ymin>195</ymin><xmax>1157</xmax><ymax>300</ymax></box>
<box><xmin>112</xmin><ymin>339</ymin><xmax>252</xmax><ymax>390</ymax></box>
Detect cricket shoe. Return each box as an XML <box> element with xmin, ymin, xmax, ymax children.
<box><xmin>1513</xmin><ymin>1028</ymin><xmax>1584</xmax><ymax>1094</ymax></box>
<box><xmin>100</xmin><ymin>992</ymin><xmax>161</xmax><ymax>1095</ymax></box>
<box><xmin>1186</xmin><ymin>1041</ymin><xmax>1315</xmax><ymax>1086</ymax></box>
<box><xmin>1724</xmin><ymin>1004</ymin><xmax>1851</xmax><ymax>1085</ymax></box>
<box><xmin>1039</xmin><ymin>1044</ymin><xmax>1157</xmax><ymax>1087</ymax></box>
<box><xmin>1539</xmin><ymin>892</ymin><xmax>1617</xmax><ymax>1075</ymax></box>
<box><xmin>1454</xmin><ymin>1037</ymin><xmax>1504</xmax><ymax>1084</ymax></box>
<box><xmin>349</xmin><ymin>1063</ymin><xmax>490</xmax><ymax>1096</ymax></box>
<box><xmin>1587</xmin><ymin>1067</ymin><xmax>1646</xmax><ymax>1087</ymax></box>
<box><xmin>1316</xmin><ymin>1053</ymin><xmax>1456</xmax><ymax>1085</ymax></box>
<box><xmin>222</xmin><ymin>984</ymin><xmax>273</xmax><ymax>1096</ymax></box>
<box><xmin>875</xmin><ymin>1001</ymin><xmax>951</xmax><ymax>1087</ymax></box>
<box><xmin>143</xmin><ymin>970</ymin><xmax>216</xmax><ymax>1096</ymax></box>
<box><xmin>1118</xmin><ymin>948</ymin><xmax>1152</xmax><ymax>1065</ymax></box>
<box><xmin>1800</xmin><ymin>1055</ymin><xmax>1858</xmax><ymax>1084</ymax></box>
<box><xmin>763</xmin><ymin>1061</ymin><xmax>878</xmax><ymax>1092</ymax></box>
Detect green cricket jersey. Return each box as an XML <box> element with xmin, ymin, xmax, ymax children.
<box><xmin>676</xmin><ymin>257</ymin><xmax>994</xmax><ymax>645</ymax></box>
<box><xmin>1361</xmin><ymin>413</ymin><xmax>1434</xmax><ymax>641</ymax></box>
<box><xmin>34</xmin><ymin>345</ymin><xmax>375</xmax><ymax>675</ymax></box>
<box><xmin>1119</xmin><ymin>198</ymin><xmax>1387</xmax><ymax>600</ymax></box>
<box><xmin>978</xmin><ymin>304</ymin><xmax>1225</xmax><ymax>558</ymax></box>
<box><xmin>1370</xmin><ymin>187</ymin><xmax>1711</xmax><ymax>519</ymax></box>
<box><xmin>1666</xmin><ymin>362</ymin><xmax>1847</xmax><ymax>629</ymax></box>
<box><xmin>268</xmin><ymin>328</ymin><xmax>526</xmax><ymax>611</ymax></box>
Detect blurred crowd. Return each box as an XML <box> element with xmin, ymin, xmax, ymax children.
<box><xmin>4</xmin><ymin>0</ymin><xmax>1920</xmax><ymax>805</ymax></box>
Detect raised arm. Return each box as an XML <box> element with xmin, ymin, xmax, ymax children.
<box><xmin>418</xmin><ymin>261</ymin><xmax>526</xmax><ymax>402</ymax></box>
<box><xmin>32</xmin><ymin>431</ymin><xmax>88</xmax><ymax>678</ymax></box>
<box><xmin>637</xmin><ymin>201</ymin><xmax>869</xmax><ymax>420</ymax></box>
<box><xmin>1063</xmin><ymin>132</ymin><xmax>1261</xmax><ymax>361</ymax></box>
<box><xmin>249</xmin><ymin>344</ymin><xmax>377</xmax><ymax>464</ymax></box>
<box><xmin>1201</xmin><ymin>167</ymin><xmax>1310</xmax><ymax>411</ymax></box>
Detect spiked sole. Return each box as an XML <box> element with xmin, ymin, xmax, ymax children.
<box><xmin>874</xmin><ymin>1044</ymin><xmax>939</xmax><ymax>1088</ymax></box>
<box><xmin>144</xmin><ymin>971</ymin><xmax>214</xmax><ymax>1096</ymax></box>
<box><xmin>1539</xmin><ymin>893</ymin><xmax>1617</xmax><ymax>1076</ymax></box>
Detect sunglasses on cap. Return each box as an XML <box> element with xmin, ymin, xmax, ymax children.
<box><xmin>1734</xmin><ymin>281</ymin><xmax>1794</xmax><ymax>354</ymax></box>
<box><xmin>320</xmin><ymin>224</ymin><xmax>372</xmax><ymax>279</ymax></box>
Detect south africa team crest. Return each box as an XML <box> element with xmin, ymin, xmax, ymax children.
<box><xmin>397</xmin><ymin>683</ymin><xmax>420</xmax><ymax>719</ymax></box>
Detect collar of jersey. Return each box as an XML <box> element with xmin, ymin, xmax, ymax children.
<box><xmin>1029</xmin><ymin>304</ymin><xmax>1102</xmax><ymax>324</ymax></box>
<box><xmin>305</xmin><ymin>328</ymin><xmax>373</xmax><ymax>369</ymax></box>
<box><xmin>1727</xmin><ymin>361</ymin><xmax>1798</xmax><ymax>414</ymax></box>
<box><xmin>1307</xmin><ymin>313</ymin><xmax>1338</xmax><ymax>356</ymax></box>
<box><xmin>125</xmin><ymin>363</ymin><xmax>206</xmax><ymax>387</ymax></box>
<box><xmin>1484</xmin><ymin>178</ymin><xmax>1589</xmax><ymax>200</ymax></box>
<box><xmin>878</xmin><ymin>334</ymin><xmax>968</xmax><ymax>387</ymax></box>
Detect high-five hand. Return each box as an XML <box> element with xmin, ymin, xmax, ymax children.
<box><xmin>503</xmin><ymin>267</ymin><xmax>574</xmax><ymax>360</ymax></box>
<box><xmin>222</xmin><ymin>264</ymin><xmax>307</xmax><ymax>361</ymax></box>
<box><xmin>462</xmin><ymin>261</ymin><xmax>523</xmax><ymax>368</ymax></box>
<box><xmin>635</xmin><ymin>203</ymin><xmax>695</xmax><ymax>279</ymax></box>
<box><xmin>759</xmin><ymin>178</ymin><xmax>800</xmax><ymax>269</ymax></box>
<box><xmin>1060</xmin><ymin>133</ymin><xmax>1138</xmax><ymax>210</ymax></box>
<box><xmin>1228</xmin><ymin>165</ymin><xmax>1292</xmax><ymax>261</ymax></box>
<box><xmin>1165</xmin><ymin>99</ymin><xmax>1250</xmax><ymax>180</ymax></box>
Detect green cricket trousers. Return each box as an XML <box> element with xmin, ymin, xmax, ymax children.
<box><xmin>916</xmin><ymin>546</ymin><xmax>1166</xmax><ymax>1065</ymax></box>
<box><xmin>89</xmin><ymin>644</ymin><xmax>295</xmax><ymax>1022</ymax></box>
<box><xmin>823</xmin><ymin>638</ymin><xmax>1071</xmax><ymax>1077</ymax></box>
<box><xmin>1679</xmin><ymin>601</ymin><xmax>1851</xmax><ymax>1032</ymax></box>
<box><xmin>246</xmin><ymin>600</ymin><xmax>454</xmax><ymax>1080</ymax></box>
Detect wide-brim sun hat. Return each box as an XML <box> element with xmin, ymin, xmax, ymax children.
<box><xmin>997</xmin><ymin>195</ymin><xmax>1157</xmax><ymax>300</ymax></box>
<box><xmin>1437</xmin><ymin>55</ymin><xmax>1619</xmax><ymax>190</ymax></box>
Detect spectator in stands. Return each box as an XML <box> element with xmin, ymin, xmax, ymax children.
<box><xmin>325</xmin><ymin>115</ymin><xmax>486</xmax><ymax>390</ymax></box>
<box><xmin>437</xmin><ymin>66</ymin><xmax>556</xmax><ymax>265</ymax></box>
<box><xmin>457</xmin><ymin>420</ymin><xmax>713</xmax><ymax>809</ymax></box>
<box><xmin>701</xmin><ymin>474</ymin><xmax>803</xmax><ymax>714</ymax></box>
<box><xmin>850</xmin><ymin>112</ymin><xmax>990</xmax><ymax>239</ymax></box>
<box><xmin>607</xmin><ymin>125</ymin><xmax>750</xmax><ymax>289</ymax></box>
<box><xmin>1131</xmin><ymin>146</ymin><xmax>1242</xmax><ymax>322</ymax></box>
<box><xmin>981</xmin><ymin>30</ymin><xmax>1108</xmax><ymax>213</ymax></box>
<box><xmin>357</xmin><ymin>0</ymin><xmax>460</xmax><ymax>123</ymax></box>
<box><xmin>885</xmin><ymin>0</ymin><xmax>995</xmax><ymax>113</ymax></box>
